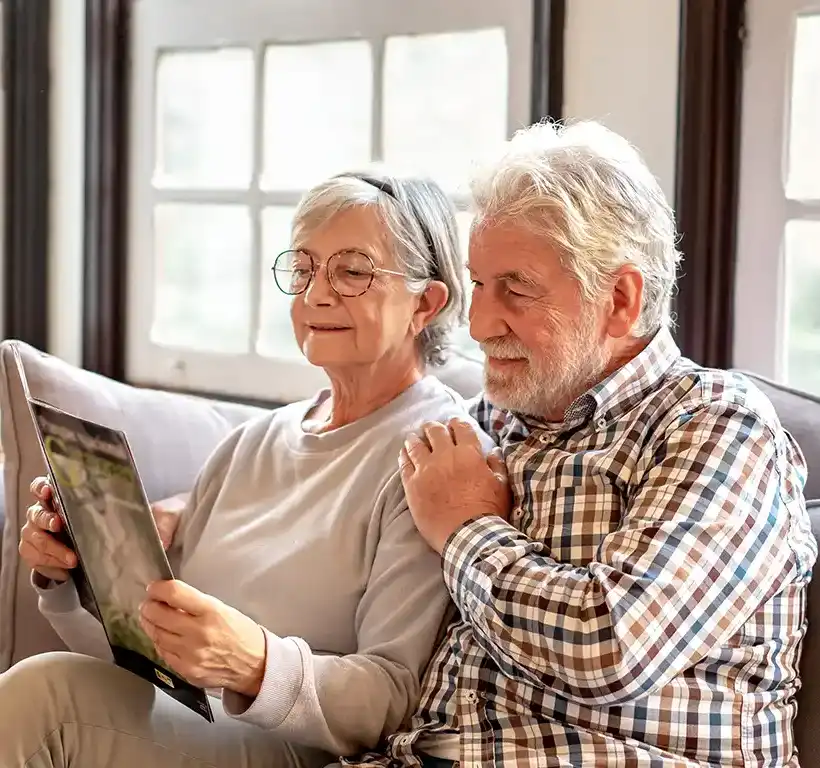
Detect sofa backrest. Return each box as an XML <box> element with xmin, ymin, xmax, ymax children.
<box><xmin>733</xmin><ymin>371</ymin><xmax>820</xmax><ymax>501</ymax></box>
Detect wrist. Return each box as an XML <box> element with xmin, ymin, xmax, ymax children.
<box><xmin>234</xmin><ymin>625</ymin><xmax>267</xmax><ymax>698</ymax></box>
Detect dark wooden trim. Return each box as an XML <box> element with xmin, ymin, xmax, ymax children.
<box><xmin>673</xmin><ymin>0</ymin><xmax>746</xmax><ymax>367</ymax></box>
<box><xmin>531</xmin><ymin>0</ymin><xmax>566</xmax><ymax>122</ymax></box>
<box><xmin>82</xmin><ymin>0</ymin><xmax>131</xmax><ymax>379</ymax></box>
<box><xmin>3</xmin><ymin>0</ymin><xmax>51</xmax><ymax>349</ymax></box>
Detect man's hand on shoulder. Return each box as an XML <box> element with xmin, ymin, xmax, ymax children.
<box><xmin>399</xmin><ymin>418</ymin><xmax>511</xmax><ymax>554</ymax></box>
<box><xmin>151</xmin><ymin>493</ymin><xmax>189</xmax><ymax>550</ymax></box>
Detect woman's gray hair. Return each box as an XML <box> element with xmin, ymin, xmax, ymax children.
<box><xmin>290</xmin><ymin>171</ymin><xmax>466</xmax><ymax>366</ymax></box>
<box><xmin>470</xmin><ymin>120</ymin><xmax>683</xmax><ymax>336</ymax></box>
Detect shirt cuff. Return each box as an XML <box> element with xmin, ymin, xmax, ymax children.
<box><xmin>441</xmin><ymin>515</ymin><xmax>537</xmax><ymax>619</ymax></box>
<box><xmin>31</xmin><ymin>570</ymin><xmax>82</xmax><ymax>614</ymax></box>
<box><xmin>222</xmin><ymin>628</ymin><xmax>305</xmax><ymax>730</ymax></box>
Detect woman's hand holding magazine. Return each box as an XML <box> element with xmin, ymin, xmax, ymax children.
<box><xmin>19</xmin><ymin>477</ymin><xmax>185</xmax><ymax>583</ymax></box>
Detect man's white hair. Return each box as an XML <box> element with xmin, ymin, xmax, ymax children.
<box><xmin>470</xmin><ymin>120</ymin><xmax>683</xmax><ymax>336</ymax></box>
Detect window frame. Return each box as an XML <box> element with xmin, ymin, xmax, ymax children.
<box><xmin>734</xmin><ymin>0</ymin><xmax>820</xmax><ymax>384</ymax></box>
<box><xmin>123</xmin><ymin>0</ymin><xmax>552</xmax><ymax>402</ymax></box>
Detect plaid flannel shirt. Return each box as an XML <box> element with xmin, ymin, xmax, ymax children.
<box><xmin>344</xmin><ymin>328</ymin><xmax>816</xmax><ymax>767</ymax></box>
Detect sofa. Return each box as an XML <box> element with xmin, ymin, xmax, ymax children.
<box><xmin>0</xmin><ymin>340</ymin><xmax>818</xmax><ymax>757</ymax></box>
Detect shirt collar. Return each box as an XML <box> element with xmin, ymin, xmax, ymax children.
<box><xmin>586</xmin><ymin>326</ymin><xmax>681</xmax><ymax>423</ymax></box>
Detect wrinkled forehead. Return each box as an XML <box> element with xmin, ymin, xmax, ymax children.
<box><xmin>468</xmin><ymin>217</ymin><xmax>565</xmax><ymax>281</ymax></box>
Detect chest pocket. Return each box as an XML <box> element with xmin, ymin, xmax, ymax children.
<box><xmin>508</xmin><ymin>446</ymin><xmax>626</xmax><ymax>567</ymax></box>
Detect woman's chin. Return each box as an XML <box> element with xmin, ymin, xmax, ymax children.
<box><xmin>301</xmin><ymin>338</ymin><xmax>354</xmax><ymax>369</ymax></box>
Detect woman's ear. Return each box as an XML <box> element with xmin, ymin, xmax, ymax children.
<box><xmin>411</xmin><ymin>280</ymin><xmax>449</xmax><ymax>336</ymax></box>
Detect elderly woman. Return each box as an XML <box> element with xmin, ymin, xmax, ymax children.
<box><xmin>0</xmin><ymin>171</ymin><xmax>497</xmax><ymax>768</ymax></box>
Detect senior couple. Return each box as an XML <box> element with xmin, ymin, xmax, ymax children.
<box><xmin>2</xmin><ymin>120</ymin><xmax>815</xmax><ymax>768</ymax></box>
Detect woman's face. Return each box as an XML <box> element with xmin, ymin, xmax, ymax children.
<box><xmin>289</xmin><ymin>206</ymin><xmax>435</xmax><ymax>372</ymax></box>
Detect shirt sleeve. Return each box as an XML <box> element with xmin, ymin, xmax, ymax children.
<box><xmin>441</xmin><ymin>401</ymin><xmax>806</xmax><ymax>706</ymax></box>
<box><xmin>222</xmin><ymin>473</ymin><xmax>451</xmax><ymax>755</ymax></box>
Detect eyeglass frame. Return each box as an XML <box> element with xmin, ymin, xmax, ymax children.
<box><xmin>271</xmin><ymin>248</ymin><xmax>408</xmax><ymax>298</ymax></box>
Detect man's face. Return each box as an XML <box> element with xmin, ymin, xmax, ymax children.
<box><xmin>467</xmin><ymin>219</ymin><xmax>611</xmax><ymax>420</ymax></box>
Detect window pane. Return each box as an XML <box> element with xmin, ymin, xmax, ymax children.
<box><xmin>262</xmin><ymin>41</ymin><xmax>373</xmax><ymax>190</ymax></box>
<box><xmin>786</xmin><ymin>15</ymin><xmax>820</xmax><ymax>200</ymax></box>
<box><xmin>257</xmin><ymin>207</ymin><xmax>303</xmax><ymax>359</ymax></box>
<box><xmin>383</xmin><ymin>28</ymin><xmax>508</xmax><ymax>194</ymax></box>
<box><xmin>450</xmin><ymin>211</ymin><xmax>481</xmax><ymax>356</ymax></box>
<box><xmin>155</xmin><ymin>49</ymin><xmax>254</xmax><ymax>190</ymax></box>
<box><xmin>784</xmin><ymin>220</ymin><xmax>820</xmax><ymax>394</ymax></box>
<box><xmin>152</xmin><ymin>204</ymin><xmax>252</xmax><ymax>353</ymax></box>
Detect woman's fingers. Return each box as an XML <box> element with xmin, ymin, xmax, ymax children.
<box><xmin>20</xmin><ymin>505</ymin><xmax>77</xmax><ymax>573</ymax></box>
<box><xmin>27</xmin><ymin>501</ymin><xmax>62</xmax><ymax>534</ymax></box>
<box><xmin>29</xmin><ymin>476</ymin><xmax>54</xmax><ymax>504</ymax></box>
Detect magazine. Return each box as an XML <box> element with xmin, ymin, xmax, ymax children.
<box><xmin>16</xmin><ymin>355</ymin><xmax>214</xmax><ymax>722</ymax></box>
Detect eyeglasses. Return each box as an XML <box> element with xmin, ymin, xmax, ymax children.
<box><xmin>272</xmin><ymin>249</ymin><xmax>407</xmax><ymax>298</ymax></box>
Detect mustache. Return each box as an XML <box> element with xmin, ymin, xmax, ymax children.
<box><xmin>480</xmin><ymin>339</ymin><xmax>530</xmax><ymax>360</ymax></box>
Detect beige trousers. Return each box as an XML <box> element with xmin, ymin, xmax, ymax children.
<box><xmin>0</xmin><ymin>652</ymin><xmax>337</xmax><ymax>768</ymax></box>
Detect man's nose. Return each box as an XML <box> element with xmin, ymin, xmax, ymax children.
<box><xmin>469</xmin><ymin>290</ymin><xmax>510</xmax><ymax>343</ymax></box>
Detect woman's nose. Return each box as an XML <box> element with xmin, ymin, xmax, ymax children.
<box><xmin>303</xmin><ymin>264</ymin><xmax>337</xmax><ymax>306</ymax></box>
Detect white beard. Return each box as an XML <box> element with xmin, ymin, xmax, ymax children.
<box><xmin>482</xmin><ymin>314</ymin><xmax>610</xmax><ymax>420</ymax></box>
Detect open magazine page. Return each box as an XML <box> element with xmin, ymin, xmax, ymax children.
<box><xmin>28</xmin><ymin>399</ymin><xmax>214</xmax><ymax>722</ymax></box>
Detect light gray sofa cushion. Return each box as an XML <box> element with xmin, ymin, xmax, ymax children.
<box><xmin>0</xmin><ymin>341</ymin><xmax>268</xmax><ymax>670</ymax></box>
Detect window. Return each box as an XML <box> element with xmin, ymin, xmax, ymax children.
<box><xmin>128</xmin><ymin>0</ymin><xmax>534</xmax><ymax>401</ymax></box>
<box><xmin>735</xmin><ymin>0</ymin><xmax>820</xmax><ymax>395</ymax></box>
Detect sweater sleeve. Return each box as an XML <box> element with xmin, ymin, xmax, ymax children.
<box><xmin>222</xmin><ymin>473</ymin><xmax>450</xmax><ymax>756</ymax></box>
<box><xmin>34</xmin><ymin>424</ymin><xmax>246</xmax><ymax>659</ymax></box>
<box><xmin>33</xmin><ymin>572</ymin><xmax>114</xmax><ymax>661</ymax></box>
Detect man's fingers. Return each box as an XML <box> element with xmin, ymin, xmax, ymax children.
<box><xmin>448</xmin><ymin>419</ymin><xmax>482</xmax><ymax>450</ymax></box>
<box><xmin>404</xmin><ymin>432</ymin><xmax>431</xmax><ymax>463</ymax></box>
<box><xmin>487</xmin><ymin>447</ymin><xmax>508</xmax><ymax>481</ymax></box>
<box><xmin>398</xmin><ymin>445</ymin><xmax>415</xmax><ymax>478</ymax></box>
<box><xmin>422</xmin><ymin>422</ymin><xmax>454</xmax><ymax>452</ymax></box>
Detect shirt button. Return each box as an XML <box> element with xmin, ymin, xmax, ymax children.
<box><xmin>465</xmin><ymin>690</ymin><xmax>479</xmax><ymax>704</ymax></box>
<box><xmin>596</xmin><ymin>418</ymin><xmax>607</xmax><ymax>430</ymax></box>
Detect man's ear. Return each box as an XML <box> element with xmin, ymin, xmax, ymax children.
<box><xmin>605</xmin><ymin>266</ymin><xmax>643</xmax><ymax>339</ymax></box>
<box><xmin>412</xmin><ymin>280</ymin><xmax>449</xmax><ymax>335</ymax></box>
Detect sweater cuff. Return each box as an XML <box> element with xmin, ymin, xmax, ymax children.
<box><xmin>31</xmin><ymin>571</ymin><xmax>82</xmax><ymax>615</ymax></box>
<box><xmin>222</xmin><ymin>628</ymin><xmax>304</xmax><ymax>729</ymax></box>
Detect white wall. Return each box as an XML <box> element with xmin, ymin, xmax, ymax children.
<box><xmin>563</xmin><ymin>0</ymin><xmax>681</xmax><ymax>203</ymax></box>
<box><xmin>46</xmin><ymin>0</ymin><xmax>683</xmax><ymax>364</ymax></box>
<box><xmin>48</xmin><ymin>0</ymin><xmax>86</xmax><ymax>365</ymax></box>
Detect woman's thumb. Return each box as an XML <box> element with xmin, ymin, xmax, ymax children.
<box><xmin>487</xmin><ymin>447</ymin><xmax>507</xmax><ymax>481</ymax></box>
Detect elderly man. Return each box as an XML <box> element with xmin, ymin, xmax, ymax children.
<box><xmin>347</xmin><ymin>120</ymin><xmax>816</xmax><ymax>767</ymax></box>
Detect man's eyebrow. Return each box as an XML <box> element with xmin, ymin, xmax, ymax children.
<box><xmin>497</xmin><ymin>270</ymin><xmax>540</xmax><ymax>288</ymax></box>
